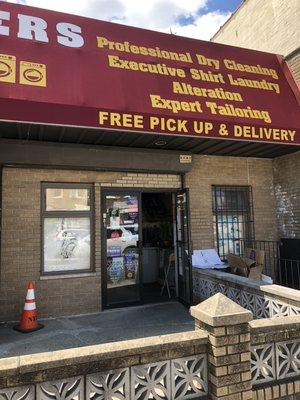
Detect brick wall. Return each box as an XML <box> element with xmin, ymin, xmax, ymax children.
<box><xmin>212</xmin><ymin>0</ymin><xmax>300</xmax><ymax>83</ymax></box>
<box><xmin>273</xmin><ymin>151</ymin><xmax>300</xmax><ymax>239</ymax></box>
<box><xmin>286</xmin><ymin>49</ymin><xmax>300</xmax><ymax>84</ymax></box>
<box><xmin>185</xmin><ymin>155</ymin><xmax>278</xmax><ymax>250</ymax></box>
<box><xmin>210</xmin><ymin>0</ymin><xmax>300</xmax><ymax>244</ymax></box>
<box><xmin>212</xmin><ymin>0</ymin><xmax>300</xmax><ymax>58</ymax></box>
<box><xmin>0</xmin><ymin>168</ymin><xmax>181</xmax><ymax>322</ymax></box>
<box><xmin>0</xmin><ymin>158</ymin><xmax>280</xmax><ymax>322</ymax></box>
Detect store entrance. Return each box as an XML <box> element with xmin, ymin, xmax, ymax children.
<box><xmin>101</xmin><ymin>189</ymin><xmax>192</xmax><ymax>309</ymax></box>
<box><xmin>142</xmin><ymin>192</ymin><xmax>175</xmax><ymax>303</ymax></box>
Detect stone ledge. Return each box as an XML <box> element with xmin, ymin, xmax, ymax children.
<box><xmin>0</xmin><ymin>330</ymin><xmax>208</xmax><ymax>378</ymax></box>
<box><xmin>40</xmin><ymin>272</ymin><xmax>98</xmax><ymax>280</ymax></box>
<box><xmin>0</xmin><ymin>357</ymin><xmax>19</xmax><ymax>378</ymax></box>
<box><xmin>262</xmin><ymin>285</ymin><xmax>300</xmax><ymax>303</ymax></box>
<box><xmin>250</xmin><ymin>315</ymin><xmax>300</xmax><ymax>333</ymax></box>
<box><xmin>193</xmin><ymin>268</ymin><xmax>270</xmax><ymax>290</ymax></box>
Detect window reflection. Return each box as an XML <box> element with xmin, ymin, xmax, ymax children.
<box><xmin>106</xmin><ymin>195</ymin><xmax>139</xmax><ymax>289</ymax></box>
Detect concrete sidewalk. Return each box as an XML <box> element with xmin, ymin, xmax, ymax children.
<box><xmin>0</xmin><ymin>302</ymin><xmax>194</xmax><ymax>359</ymax></box>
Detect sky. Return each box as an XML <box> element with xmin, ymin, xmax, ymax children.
<box><xmin>3</xmin><ymin>0</ymin><xmax>243</xmax><ymax>40</ymax></box>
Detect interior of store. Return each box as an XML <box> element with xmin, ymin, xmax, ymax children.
<box><xmin>141</xmin><ymin>192</ymin><xmax>176</xmax><ymax>303</ymax></box>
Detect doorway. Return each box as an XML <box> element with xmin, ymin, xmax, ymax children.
<box><xmin>142</xmin><ymin>192</ymin><xmax>175</xmax><ymax>303</ymax></box>
<box><xmin>101</xmin><ymin>189</ymin><xmax>192</xmax><ymax>309</ymax></box>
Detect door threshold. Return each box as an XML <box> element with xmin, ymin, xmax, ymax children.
<box><xmin>102</xmin><ymin>300</ymin><xmax>179</xmax><ymax>313</ymax></box>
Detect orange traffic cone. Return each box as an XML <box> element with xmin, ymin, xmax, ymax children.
<box><xmin>13</xmin><ymin>282</ymin><xmax>44</xmax><ymax>333</ymax></box>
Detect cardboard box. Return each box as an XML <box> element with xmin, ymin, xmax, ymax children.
<box><xmin>245</xmin><ymin>248</ymin><xmax>265</xmax><ymax>266</ymax></box>
<box><xmin>227</xmin><ymin>253</ymin><xmax>256</xmax><ymax>277</ymax></box>
<box><xmin>245</xmin><ymin>248</ymin><xmax>265</xmax><ymax>280</ymax></box>
<box><xmin>227</xmin><ymin>249</ymin><xmax>265</xmax><ymax>280</ymax></box>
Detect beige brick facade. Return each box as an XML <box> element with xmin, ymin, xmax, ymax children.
<box><xmin>0</xmin><ymin>168</ymin><xmax>181</xmax><ymax>321</ymax></box>
<box><xmin>185</xmin><ymin>155</ymin><xmax>278</xmax><ymax>250</ymax></box>
<box><xmin>0</xmin><ymin>157</ymin><xmax>280</xmax><ymax>321</ymax></box>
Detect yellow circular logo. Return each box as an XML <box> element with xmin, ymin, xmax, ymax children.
<box><xmin>0</xmin><ymin>61</ymin><xmax>11</xmax><ymax>78</ymax></box>
<box><xmin>23</xmin><ymin>68</ymin><xmax>43</xmax><ymax>83</ymax></box>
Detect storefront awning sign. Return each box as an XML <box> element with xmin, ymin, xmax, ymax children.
<box><xmin>0</xmin><ymin>2</ymin><xmax>300</xmax><ymax>145</ymax></box>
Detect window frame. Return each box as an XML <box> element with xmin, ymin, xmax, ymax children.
<box><xmin>212</xmin><ymin>185</ymin><xmax>255</xmax><ymax>260</ymax></box>
<box><xmin>41</xmin><ymin>182</ymin><xmax>95</xmax><ymax>276</ymax></box>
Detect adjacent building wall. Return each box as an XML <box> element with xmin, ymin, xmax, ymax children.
<box><xmin>211</xmin><ymin>0</ymin><xmax>300</xmax><ymax>242</ymax></box>
<box><xmin>273</xmin><ymin>152</ymin><xmax>300</xmax><ymax>239</ymax></box>
<box><xmin>212</xmin><ymin>0</ymin><xmax>300</xmax><ymax>55</ymax></box>
<box><xmin>211</xmin><ymin>0</ymin><xmax>300</xmax><ymax>82</ymax></box>
<box><xmin>286</xmin><ymin>49</ymin><xmax>300</xmax><ymax>84</ymax></box>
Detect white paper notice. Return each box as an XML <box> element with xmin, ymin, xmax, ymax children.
<box><xmin>202</xmin><ymin>249</ymin><xmax>224</xmax><ymax>266</ymax></box>
<box><xmin>192</xmin><ymin>249</ymin><xmax>225</xmax><ymax>269</ymax></box>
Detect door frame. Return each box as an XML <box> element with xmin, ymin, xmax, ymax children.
<box><xmin>101</xmin><ymin>188</ymin><xmax>143</xmax><ymax>309</ymax></box>
<box><xmin>100</xmin><ymin>187</ymin><xmax>192</xmax><ymax>309</ymax></box>
<box><xmin>174</xmin><ymin>188</ymin><xmax>193</xmax><ymax>306</ymax></box>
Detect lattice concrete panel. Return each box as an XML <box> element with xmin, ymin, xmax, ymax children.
<box><xmin>227</xmin><ymin>287</ymin><xmax>241</xmax><ymax>304</ymax></box>
<box><xmin>192</xmin><ymin>276</ymin><xmax>298</xmax><ymax>320</ymax></box>
<box><xmin>131</xmin><ymin>361</ymin><xmax>170</xmax><ymax>400</ymax></box>
<box><xmin>171</xmin><ymin>354</ymin><xmax>208</xmax><ymax>399</ymax></box>
<box><xmin>241</xmin><ymin>291</ymin><xmax>256</xmax><ymax>315</ymax></box>
<box><xmin>276</xmin><ymin>340</ymin><xmax>300</xmax><ymax>380</ymax></box>
<box><xmin>255</xmin><ymin>296</ymin><xmax>271</xmax><ymax>319</ymax></box>
<box><xmin>251</xmin><ymin>343</ymin><xmax>276</xmax><ymax>384</ymax></box>
<box><xmin>270</xmin><ymin>300</ymin><xmax>290</xmax><ymax>318</ymax></box>
<box><xmin>0</xmin><ymin>386</ymin><xmax>34</xmax><ymax>400</ymax></box>
<box><xmin>290</xmin><ymin>306</ymin><xmax>300</xmax><ymax>316</ymax></box>
<box><xmin>86</xmin><ymin>368</ymin><xmax>130</xmax><ymax>400</ymax></box>
<box><xmin>37</xmin><ymin>376</ymin><xmax>84</xmax><ymax>400</ymax></box>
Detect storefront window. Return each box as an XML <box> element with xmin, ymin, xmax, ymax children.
<box><xmin>46</xmin><ymin>187</ymin><xmax>90</xmax><ymax>211</ymax></box>
<box><xmin>212</xmin><ymin>186</ymin><xmax>254</xmax><ymax>260</ymax></box>
<box><xmin>42</xmin><ymin>184</ymin><xmax>93</xmax><ymax>274</ymax></box>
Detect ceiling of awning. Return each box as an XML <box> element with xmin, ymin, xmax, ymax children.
<box><xmin>0</xmin><ymin>121</ymin><xmax>299</xmax><ymax>159</ymax></box>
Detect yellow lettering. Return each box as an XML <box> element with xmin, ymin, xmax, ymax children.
<box><xmin>134</xmin><ymin>115</ymin><xmax>144</xmax><ymax>129</ymax></box>
<box><xmin>99</xmin><ymin>111</ymin><xmax>109</xmax><ymax>125</ymax></box>
<box><xmin>110</xmin><ymin>113</ymin><xmax>122</xmax><ymax>126</ymax></box>
<box><xmin>289</xmin><ymin>130</ymin><xmax>296</xmax><ymax>142</ymax></box>
<box><xmin>150</xmin><ymin>117</ymin><xmax>160</xmax><ymax>130</ymax></box>
<box><xmin>98</xmin><ymin>111</ymin><xmax>144</xmax><ymax>129</ymax></box>
<box><xmin>97</xmin><ymin>36</ymin><xmax>109</xmax><ymax>48</ymax></box>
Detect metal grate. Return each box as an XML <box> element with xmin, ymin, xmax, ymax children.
<box><xmin>212</xmin><ymin>185</ymin><xmax>254</xmax><ymax>260</ymax></box>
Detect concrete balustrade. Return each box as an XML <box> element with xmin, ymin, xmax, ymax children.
<box><xmin>193</xmin><ymin>268</ymin><xmax>300</xmax><ymax>318</ymax></box>
<box><xmin>0</xmin><ymin>292</ymin><xmax>300</xmax><ymax>399</ymax></box>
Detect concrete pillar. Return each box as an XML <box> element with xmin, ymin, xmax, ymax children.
<box><xmin>190</xmin><ymin>293</ymin><xmax>253</xmax><ymax>400</ymax></box>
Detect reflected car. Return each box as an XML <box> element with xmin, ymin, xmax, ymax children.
<box><xmin>107</xmin><ymin>226</ymin><xmax>138</xmax><ymax>255</ymax></box>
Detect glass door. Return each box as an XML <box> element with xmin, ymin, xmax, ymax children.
<box><xmin>175</xmin><ymin>189</ymin><xmax>192</xmax><ymax>305</ymax></box>
<box><xmin>102</xmin><ymin>191</ymin><xmax>141</xmax><ymax>307</ymax></box>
